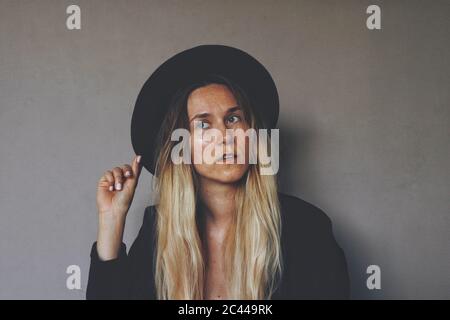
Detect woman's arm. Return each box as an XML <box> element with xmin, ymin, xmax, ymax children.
<box><xmin>86</xmin><ymin>155</ymin><xmax>143</xmax><ymax>299</ymax></box>
<box><xmin>95</xmin><ymin>155</ymin><xmax>142</xmax><ymax>260</ymax></box>
<box><xmin>86</xmin><ymin>241</ymin><xmax>129</xmax><ymax>299</ymax></box>
<box><xmin>86</xmin><ymin>206</ymin><xmax>157</xmax><ymax>300</ymax></box>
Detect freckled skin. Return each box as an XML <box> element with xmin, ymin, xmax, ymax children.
<box><xmin>187</xmin><ymin>84</ymin><xmax>250</xmax><ymax>185</ymax></box>
<box><xmin>187</xmin><ymin>84</ymin><xmax>250</xmax><ymax>299</ymax></box>
<box><xmin>204</xmin><ymin>225</ymin><xmax>228</xmax><ymax>299</ymax></box>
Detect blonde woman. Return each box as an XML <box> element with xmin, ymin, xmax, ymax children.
<box><xmin>87</xmin><ymin>45</ymin><xmax>349</xmax><ymax>300</ymax></box>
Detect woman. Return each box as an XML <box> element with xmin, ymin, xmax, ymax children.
<box><xmin>86</xmin><ymin>45</ymin><xmax>350</xmax><ymax>300</ymax></box>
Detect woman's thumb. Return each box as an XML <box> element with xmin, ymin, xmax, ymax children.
<box><xmin>131</xmin><ymin>155</ymin><xmax>143</xmax><ymax>184</ymax></box>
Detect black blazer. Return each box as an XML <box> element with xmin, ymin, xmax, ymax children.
<box><xmin>86</xmin><ymin>192</ymin><xmax>350</xmax><ymax>299</ymax></box>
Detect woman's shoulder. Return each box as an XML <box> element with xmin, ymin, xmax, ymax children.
<box><xmin>143</xmin><ymin>204</ymin><xmax>157</xmax><ymax>223</ymax></box>
<box><xmin>276</xmin><ymin>192</ymin><xmax>350</xmax><ymax>299</ymax></box>
<box><xmin>277</xmin><ymin>192</ymin><xmax>333</xmax><ymax>234</ymax></box>
<box><xmin>131</xmin><ymin>205</ymin><xmax>157</xmax><ymax>245</ymax></box>
<box><xmin>143</xmin><ymin>195</ymin><xmax>334</xmax><ymax>232</ymax></box>
<box><xmin>143</xmin><ymin>195</ymin><xmax>335</xmax><ymax>239</ymax></box>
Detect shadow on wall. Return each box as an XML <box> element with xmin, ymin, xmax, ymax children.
<box><xmin>277</xmin><ymin>120</ymin><xmax>383</xmax><ymax>299</ymax></box>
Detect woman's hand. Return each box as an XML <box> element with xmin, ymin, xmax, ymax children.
<box><xmin>95</xmin><ymin>155</ymin><xmax>142</xmax><ymax>260</ymax></box>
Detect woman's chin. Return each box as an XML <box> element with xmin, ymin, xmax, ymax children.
<box><xmin>205</xmin><ymin>166</ymin><xmax>248</xmax><ymax>184</ymax></box>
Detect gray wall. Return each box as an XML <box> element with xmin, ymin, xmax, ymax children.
<box><xmin>0</xmin><ymin>0</ymin><xmax>448</xmax><ymax>299</ymax></box>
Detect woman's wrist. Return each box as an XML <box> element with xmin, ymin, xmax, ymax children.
<box><xmin>96</xmin><ymin>214</ymin><xmax>126</xmax><ymax>261</ymax></box>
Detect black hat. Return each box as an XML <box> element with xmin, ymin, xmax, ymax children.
<box><xmin>131</xmin><ymin>44</ymin><xmax>279</xmax><ymax>175</ymax></box>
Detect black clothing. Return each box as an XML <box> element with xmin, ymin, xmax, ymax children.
<box><xmin>86</xmin><ymin>192</ymin><xmax>350</xmax><ymax>299</ymax></box>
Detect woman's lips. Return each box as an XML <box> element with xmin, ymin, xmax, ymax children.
<box><xmin>217</xmin><ymin>152</ymin><xmax>237</xmax><ymax>162</ymax></box>
<box><xmin>223</xmin><ymin>153</ymin><xmax>235</xmax><ymax>160</ymax></box>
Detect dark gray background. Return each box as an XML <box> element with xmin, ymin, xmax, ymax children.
<box><xmin>0</xmin><ymin>0</ymin><xmax>448</xmax><ymax>299</ymax></box>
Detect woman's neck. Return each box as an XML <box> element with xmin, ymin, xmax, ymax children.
<box><xmin>198</xmin><ymin>178</ymin><xmax>237</xmax><ymax>228</ymax></box>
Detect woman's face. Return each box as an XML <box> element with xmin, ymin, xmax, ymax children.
<box><xmin>187</xmin><ymin>83</ymin><xmax>250</xmax><ymax>184</ymax></box>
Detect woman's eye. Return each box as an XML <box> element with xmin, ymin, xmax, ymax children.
<box><xmin>227</xmin><ymin>115</ymin><xmax>241</xmax><ymax>124</ymax></box>
<box><xmin>194</xmin><ymin>121</ymin><xmax>210</xmax><ymax>129</ymax></box>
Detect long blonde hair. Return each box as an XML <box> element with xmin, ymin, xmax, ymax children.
<box><xmin>152</xmin><ymin>74</ymin><xmax>282</xmax><ymax>299</ymax></box>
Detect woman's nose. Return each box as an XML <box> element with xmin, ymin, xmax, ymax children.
<box><xmin>214</xmin><ymin>123</ymin><xmax>234</xmax><ymax>146</ymax></box>
<box><xmin>221</xmin><ymin>125</ymin><xmax>234</xmax><ymax>145</ymax></box>
<box><xmin>224</xmin><ymin>131</ymin><xmax>234</xmax><ymax>147</ymax></box>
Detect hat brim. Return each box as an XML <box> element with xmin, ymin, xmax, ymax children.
<box><xmin>131</xmin><ymin>44</ymin><xmax>279</xmax><ymax>175</ymax></box>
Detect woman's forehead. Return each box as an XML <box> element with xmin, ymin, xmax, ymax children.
<box><xmin>187</xmin><ymin>83</ymin><xmax>238</xmax><ymax>116</ymax></box>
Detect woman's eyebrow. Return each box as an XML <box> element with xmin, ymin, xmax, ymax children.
<box><xmin>189</xmin><ymin>106</ymin><xmax>241</xmax><ymax>123</ymax></box>
<box><xmin>189</xmin><ymin>112</ymin><xmax>210</xmax><ymax>123</ymax></box>
<box><xmin>225</xmin><ymin>106</ymin><xmax>242</xmax><ymax>114</ymax></box>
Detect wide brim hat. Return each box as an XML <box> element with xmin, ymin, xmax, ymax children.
<box><xmin>131</xmin><ymin>44</ymin><xmax>279</xmax><ymax>175</ymax></box>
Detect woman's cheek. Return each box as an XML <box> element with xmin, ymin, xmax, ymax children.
<box><xmin>190</xmin><ymin>133</ymin><xmax>213</xmax><ymax>164</ymax></box>
<box><xmin>235</xmin><ymin>133</ymin><xmax>251</xmax><ymax>165</ymax></box>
